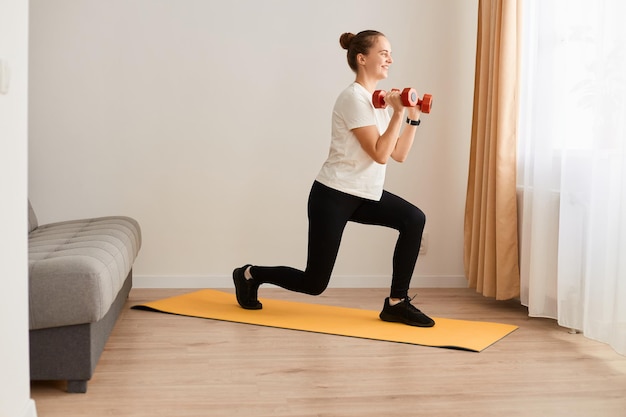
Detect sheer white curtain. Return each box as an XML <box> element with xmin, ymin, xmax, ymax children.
<box><xmin>518</xmin><ymin>0</ymin><xmax>626</xmax><ymax>354</ymax></box>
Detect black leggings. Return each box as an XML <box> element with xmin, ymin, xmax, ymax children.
<box><xmin>250</xmin><ymin>181</ymin><xmax>426</xmax><ymax>299</ymax></box>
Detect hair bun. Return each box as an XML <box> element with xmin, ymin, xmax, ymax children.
<box><xmin>339</xmin><ymin>32</ymin><xmax>355</xmax><ymax>50</ymax></box>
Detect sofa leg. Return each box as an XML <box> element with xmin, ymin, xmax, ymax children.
<box><xmin>67</xmin><ymin>379</ymin><xmax>88</xmax><ymax>393</ymax></box>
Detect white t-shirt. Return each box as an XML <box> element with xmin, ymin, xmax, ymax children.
<box><xmin>316</xmin><ymin>82</ymin><xmax>391</xmax><ymax>201</ymax></box>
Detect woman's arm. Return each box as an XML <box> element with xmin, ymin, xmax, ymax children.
<box><xmin>390</xmin><ymin>106</ymin><xmax>421</xmax><ymax>162</ymax></box>
<box><xmin>352</xmin><ymin>92</ymin><xmax>422</xmax><ymax>164</ymax></box>
<box><xmin>351</xmin><ymin>90</ymin><xmax>405</xmax><ymax>164</ymax></box>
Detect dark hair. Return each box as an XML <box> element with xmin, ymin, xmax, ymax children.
<box><xmin>340</xmin><ymin>30</ymin><xmax>385</xmax><ymax>72</ymax></box>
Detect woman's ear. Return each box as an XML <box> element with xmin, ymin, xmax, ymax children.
<box><xmin>357</xmin><ymin>53</ymin><xmax>366</xmax><ymax>66</ymax></box>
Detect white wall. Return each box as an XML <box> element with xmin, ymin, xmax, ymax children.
<box><xmin>28</xmin><ymin>0</ymin><xmax>477</xmax><ymax>288</ymax></box>
<box><xmin>0</xmin><ymin>0</ymin><xmax>38</xmax><ymax>416</ymax></box>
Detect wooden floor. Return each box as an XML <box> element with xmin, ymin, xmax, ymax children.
<box><xmin>31</xmin><ymin>288</ymin><xmax>626</xmax><ymax>417</ymax></box>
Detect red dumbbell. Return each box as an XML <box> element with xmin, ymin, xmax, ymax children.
<box><xmin>372</xmin><ymin>88</ymin><xmax>433</xmax><ymax>114</ymax></box>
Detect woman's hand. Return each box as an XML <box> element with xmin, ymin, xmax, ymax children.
<box><xmin>384</xmin><ymin>89</ymin><xmax>406</xmax><ymax>115</ymax></box>
<box><xmin>387</xmin><ymin>89</ymin><xmax>421</xmax><ymax>121</ymax></box>
<box><xmin>406</xmin><ymin>91</ymin><xmax>422</xmax><ymax>121</ymax></box>
<box><xmin>351</xmin><ymin>89</ymin><xmax>421</xmax><ymax>164</ymax></box>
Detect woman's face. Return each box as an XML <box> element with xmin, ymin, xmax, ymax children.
<box><xmin>360</xmin><ymin>36</ymin><xmax>393</xmax><ymax>80</ymax></box>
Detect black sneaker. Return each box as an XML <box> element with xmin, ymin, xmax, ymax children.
<box><xmin>232</xmin><ymin>264</ymin><xmax>262</xmax><ymax>310</ymax></box>
<box><xmin>379</xmin><ymin>296</ymin><xmax>435</xmax><ymax>327</ymax></box>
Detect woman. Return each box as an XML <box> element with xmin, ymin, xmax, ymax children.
<box><xmin>233</xmin><ymin>30</ymin><xmax>434</xmax><ymax>327</ymax></box>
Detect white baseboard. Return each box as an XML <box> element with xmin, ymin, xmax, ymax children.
<box><xmin>133</xmin><ymin>274</ymin><xmax>468</xmax><ymax>289</ymax></box>
<box><xmin>22</xmin><ymin>400</ymin><xmax>38</xmax><ymax>417</ymax></box>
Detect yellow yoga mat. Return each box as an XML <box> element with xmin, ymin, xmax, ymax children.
<box><xmin>132</xmin><ymin>289</ymin><xmax>518</xmax><ymax>352</ymax></box>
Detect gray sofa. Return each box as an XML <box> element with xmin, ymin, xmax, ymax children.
<box><xmin>27</xmin><ymin>201</ymin><xmax>141</xmax><ymax>393</ymax></box>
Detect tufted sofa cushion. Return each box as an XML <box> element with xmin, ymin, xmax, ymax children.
<box><xmin>28</xmin><ymin>216</ymin><xmax>141</xmax><ymax>330</ymax></box>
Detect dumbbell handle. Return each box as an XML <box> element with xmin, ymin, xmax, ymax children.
<box><xmin>372</xmin><ymin>88</ymin><xmax>433</xmax><ymax>114</ymax></box>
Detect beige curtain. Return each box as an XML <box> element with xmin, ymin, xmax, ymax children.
<box><xmin>464</xmin><ymin>0</ymin><xmax>521</xmax><ymax>300</ymax></box>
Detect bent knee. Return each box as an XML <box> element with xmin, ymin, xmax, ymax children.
<box><xmin>406</xmin><ymin>206</ymin><xmax>426</xmax><ymax>230</ymax></box>
<box><xmin>302</xmin><ymin>282</ymin><xmax>328</xmax><ymax>296</ymax></box>
<box><xmin>300</xmin><ymin>273</ymin><xmax>331</xmax><ymax>296</ymax></box>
